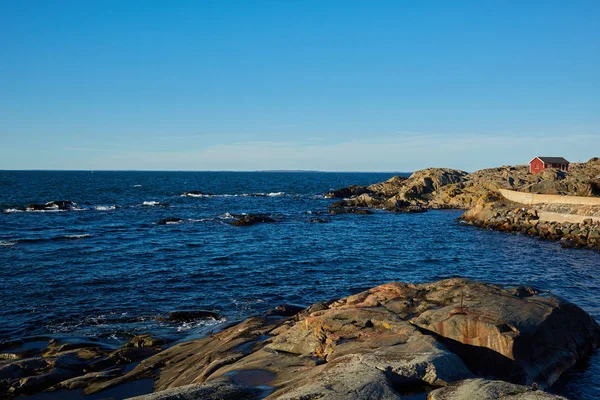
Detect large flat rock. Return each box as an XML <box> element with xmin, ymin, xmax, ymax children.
<box><xmin>7</xmin><ymin>278</ymin><xmax>599</xmax><ymax>399</ymax></box>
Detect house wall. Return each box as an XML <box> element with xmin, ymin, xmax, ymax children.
<box><xmin>529</xmin><ymin>158</ymin><xmax>569</xmax><ymax>174</ymax></box>
<box><xmin>530</xmin><ymin>158</ymin><xmax>545</xmax><ymax>174</ymax></box>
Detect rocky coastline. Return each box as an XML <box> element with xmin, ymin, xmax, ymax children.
<box><xmin>325</xmin><ymin>157</ymin><xmax>600</xmax><ymax>251</ymax></box>
<box><xmin>2</xmin><ymin>278</ymin><xmax>599</xmax><ymax>399</ymax></box>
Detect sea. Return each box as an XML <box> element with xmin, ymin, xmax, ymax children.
<box><xmin>1</xmin><ymin>171</ymin><xmax>599</xmax><ymax>399</ymax></box>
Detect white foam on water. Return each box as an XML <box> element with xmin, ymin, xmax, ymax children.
<box><xmin>176</xmin><ymin>317</ymin><xmax>226</xmax><ymax>332</ymax></box>
<box><xmin>182</xmin><ymin>193</ymin><xmax>210</xmax><ymax>197</ymax></box>
<box><xmin>134</xmin><ymin>184</ymin><xmax>142</xmax><ymax>187</ymax></box>
<box><xmin>0</xmin><ymin>241</ymin><xmax>16</xmax><ymax>246</ymax></box>
<box><xmin>3</xmin><ymin>208</ymin><xmax>23</xmax><ymax>213</ymax></box>
<box><xmin>64</xmin><ymin>234</ymin><xmax>92</xmax><ymax>239</ymax></box>
<box><xmin>267</xmin><ymin>192</ymin><xmax>285</xmax><ymax>197</ymax></box>
<box><xmin>165</xmin><ymin>220</ymin><xmax>183</xmax><ymax>225</ymax></box>
<box><xmin>94</xmin><ymin>205</ymin><xmax>116</xmax><ymax>211</ymax></box>
<box><xmin>142</xmin><ymin>201</ymin><xmax>160</xmax><ymax>206</ymax></box>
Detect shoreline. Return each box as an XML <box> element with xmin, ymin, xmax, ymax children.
<box><xmin>325</xmin><ymin>158</ymin><xmax>600</xmax><ymax>252</ymax></box>
<box><xmin>2</xmin><ymin>278</ymin><xmax>597</xmax><ymax>399</ymax></box>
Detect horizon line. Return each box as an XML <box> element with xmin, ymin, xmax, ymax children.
<box><xmin>0</xmin><ymin>169</ymin><xmax>415</xmax><ymax>174</ymax></box>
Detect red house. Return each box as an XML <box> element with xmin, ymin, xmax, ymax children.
<box><xmin>529</xmin><ymin>156</ymin><xmax>570</xmax><ymax>174</ymax></box>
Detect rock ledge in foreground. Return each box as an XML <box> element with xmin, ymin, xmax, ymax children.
<box><xmin>77</xmin><ymin>278</ymin><xmax>600</xmax><ymax>400</ymax></box>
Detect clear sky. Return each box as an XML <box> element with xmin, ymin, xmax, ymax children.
<box><xmin>1</xmin><ymin>1</ymin><xmax>599</xmax><ymax>171</ymax></box>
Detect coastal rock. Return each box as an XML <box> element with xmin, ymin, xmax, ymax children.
<box><xmin>47</xmin><ymin>368</ymin><xmax>123</xmax><ymax>391</ymax></box>
<box><xmin>324</xmin><ymin>185</ymin><xmax>372</xmax><ymax>199</ymax></box>
<box><xmin>401</xmin><ymin>168</ymin><xmax>468</xmax><ymax>198</ymax></box>
<box><xmin>129</xmin><ymin>381</ymin><xmax>259</xmax><ymax>400</ymax></box>
<box><xmin>329</xmin><ymin>207</ymin><xmax>374</xmax><ymax>215</ymax></box>
<box><xmin>410</xmin><ymin>279</ymin><xmax>600</xmax><ymax>387</ymax></box>
<box><xmin>231</xmin><ymin>214</ymin><xmax>276</xmax><ymax>226</ymax></box>
<box><xmin>126</xmin><ymin>334</ymin><xmax>168</xmax><ymax>348</ymax></box>
<box><xmin>0</xmin><ymin>337</ymin><xmax>162</xmax><ymax>398</ymax></box>
<box><xmin>82</xmin><ymin>279</ymin><xmax>599</xmax><ymax>400</ymax></box>
<box><xmin>366</xmin><ymin>175</ymin><xmax>408</xmax><ymax>196</ymax></box>
<box><xmin>427</xmin><ymin>378</ymin><xmax>568</xmax><ymax>400</ymax></box>
<box><xmin>266</xmin><ymin>304</ymin><xmax>305</xmax><ymax>317</ymax></box>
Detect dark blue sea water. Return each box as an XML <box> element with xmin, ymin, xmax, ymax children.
<box><xmin>1</xmin><ymin>171</ymin><xmax>599</xmax><ymax>399</ymax></box>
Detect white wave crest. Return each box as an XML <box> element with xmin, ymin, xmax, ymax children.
<box><xmin>134</xmin><ymin>184</ymin><xmax>142</xmax><ymax>187</ymax></box>
<box><xmin>267</xmin><ymin>192</ymin><xmax>285</xmax><ymax>197</ymax></box>
<box><xmin>0</xmin><ymin>241</ymin><xmax>16</xmax><ymax>246</ymax></box>
<box><xmin>176</xmin><ymin>317</ymin><xmax>225</xmax><ymax>332</ymax></box>
<box><xmin>94</xmin><ymin>205</ymin><xmax>116</xmax><ymax>211</ymax></box>
<box><xmin>182</xmin><ymin>193</ymin><xmax>210</xmax><ymax>198</ymax></box>
<box><xmin>3</xmin><ymin>208</ymin><xmax>23</xmax><ymax>213</ymax></box>
<box><xmin>143</xmin><ymin>201</ymin><xmax>160</xmax><ymax>206</ymax></box>
<box><xmin>64</xmin><ymin>234</ymin><xmax>92</xmax><ymax>239</ymax></box>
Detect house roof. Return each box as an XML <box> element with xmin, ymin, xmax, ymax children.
<box><xmin>530</xmin><ymin>156</ymin><xmax>570</xmax><ymax>164</ymax></box>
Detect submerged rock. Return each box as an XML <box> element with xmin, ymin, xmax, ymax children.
<box><xmin>231</xmin><ymin>214</ymin><xmax>276</xmax><ymax>226</ymax></box>
<box><xmin>25</xmin><ymin>200</ymin><xmax>78</xmax><ymax>211</ymax></box>
<box><xmin>156</xmin><ymin>217</ymin><xmax>184</xmax><ymax>225</ymax></box>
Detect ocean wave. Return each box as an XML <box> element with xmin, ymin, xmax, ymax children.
<box><xmin>10</xmin><ymin>234</ymin><xmax>92</xmax><ymax>244</ymax></box>
<box><xmin>0</xmin><ymin>241</ymin><xmax>16</xmax><ymax>246</ymax></box>
<box><xmin>157</xmin><ymin>217</ymin><xmax>215</xmax><ymax>225</ymax></box>
<box><xmin>25</xmin><ymin>201</ymin><xmax>79</xmax><ymax>212</ymax></box>
<box><xmin>142</xmin><ymin>201</ymin><xmax>161</xmax><ymax>206</ymax></box>
<box><xmin>182</xmin><ymin>193</ymin><xmax>210</xmax><ymax>198</ymax></box>
<box><xmin>219</xmin><ymin>212</ymin><xmax>241</xmax><ymax>219</ymax></box>
<box><xmin>63</xmin><ymin>234</ymin><xmax>92</xmax><ymax>239</ymax></box>
<box><xmin>5</xmin><ymin>205</ymin><xmax>116</xmax><ymax>213</ymax></box>
<box><xmin>25</xmin><ymin>208</ymin><xmax>67</xmax><ymax>213</ymax></box>
<box><xmin>133</xmin><ymin>184</ymin><xmax>142</xmax><ymax>187</ymax></box>
<box><xmin>93</xmin><ymin>205</ymin><xmax>116</xmax><ymax>211</ymax></box>
<box><xmin>175</xmin><ymin>317</ymin><xmax>225</xmax><ymax>332</ymax></box>
<box><xmin>182</xmin><ymin>192</ymin><xmax>287</xmax><ymax>198</ymax></box>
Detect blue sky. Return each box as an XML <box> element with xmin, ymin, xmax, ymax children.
<box><xmin>1</xmin><ymin>1</ymin><xmax>598</xmax><ymax>171</ymax></box>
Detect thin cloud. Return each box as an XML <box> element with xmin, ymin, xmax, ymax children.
<box><xmin>80</xmin><ymin>132</ymin><xmax>600</xmax><ymax>171</ymax></box>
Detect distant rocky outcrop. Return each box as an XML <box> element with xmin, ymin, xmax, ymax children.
<box><xmin>325</xmin><ymin>158</ymin><xmax>600</xmax><ymax>249</ymax></box>
<box><xmin>37</xmin><ymin>278</ymin><xmax>596</xmax><ymax>400</ymax></box>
